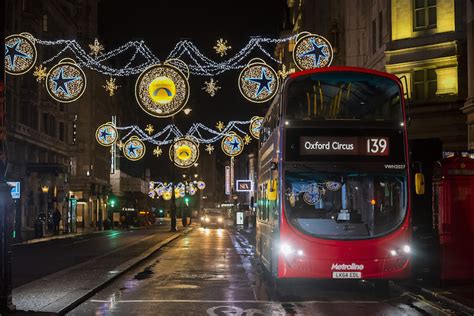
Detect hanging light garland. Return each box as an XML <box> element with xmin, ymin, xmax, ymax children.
<box><xmin>7</xmin><ymin>33</ymin><xmax>298</xmax><ymax>78</ymax></box>
<box><xmin>148</xmin><ymin>180</ymin><xmax>206</xmax><ymax>200</ymax></box>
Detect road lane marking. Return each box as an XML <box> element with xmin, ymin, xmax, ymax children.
<box><xmin>89</xmin><ymin>299</ymin><xmax>380</xmax><ymax>304</ymax></box>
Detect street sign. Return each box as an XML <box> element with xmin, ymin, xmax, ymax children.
<box><xmin>236</xmin><ymin>180</ymin><xmax>253</xmax><ymax>192</ymax></box>
<box><xmin>236</xmin><ymin>211</ymin><xmax>244</xmax><ymax>225</ymax></box>
<box><xmin>7</xmin><ymin>181</ymin><xmax>20</xmax><ymax>199</ymax></box>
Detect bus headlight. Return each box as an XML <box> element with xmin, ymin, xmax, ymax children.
<box><xmin>280</xmin><ymin>243</ymin><xmax>294</xmax><ymax>256</ymax></box>
<box><xmin>390</xmin><ymin>249</ymin><xmax>398</xmax><ymax>256</ymax></box>
<box><xmin>390</xmin><ymin>244</ymin><xmax>411</xmax><ymax>257</ymax></box>
<box><xmin>402</xmin><ymin>245</ymin><xmax>411</xmax><ymax>254</ymax></box>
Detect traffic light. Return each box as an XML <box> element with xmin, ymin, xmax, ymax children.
<box><xmin>108</xmin><ymin>196</ymin><xmax>117</xmax><ymax>208</ymax></box>
<box><xmin>184</xmin><ymin>196</ymin><xmax>190</xmax><ymax>206</ymax></box>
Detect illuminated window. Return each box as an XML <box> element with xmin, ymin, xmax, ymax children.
<box><xmin>414</xmin><ymin>0</ymin><xmax>436</xmax><ymax>30</ymax></box>
<box><xmin>413</xmin><ymin>68</ymin><xmax>437</xmax><ymax>100</ymax></box>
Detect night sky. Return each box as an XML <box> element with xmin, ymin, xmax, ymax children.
<box><xmin>98</xmin><ymin>1</ymin><xmax>286</xmax><ymax>177</ymax></box>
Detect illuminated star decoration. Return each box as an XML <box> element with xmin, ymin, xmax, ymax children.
<box><xmin>244</xmin><ymin>134</ymin><xmax>252</xmax><ymax>145</ymax></box>
<box><xmin>153</xmin><ymin>146</ymin><xmax>162</xmax><ymax>157</ymax></box>
<box><xmin>216</xmin><ymin>121</ymin><xmax>225</xmax><ymax>132</ymax></box>
<box><xmin>52</xmin><ymin>68</ymin><xmax>81</xmax><ymax>96</ymax></box>
<box><xmin>89</xmin><ymin>38</ymin><xmax>105</xmax><ymax>57</ymax></box>
<box><xmin>222</xmin><ymin>134</ymin><xmax>244</xmax><ymax>157</ymax></box>
<box><xmin>145</xmin><ymin>124</ymin><xmax>154</xmax><ymax>135</ymax></box>
<box><xmin>213</xmin><ymin>38</ymin><xmax>232</xmax><ymax>57</ymax></box>
<box><xmin>205</xmin><ymin>144</ymin><xmax>214</xmax><ymax>154</ymax></box>
<box><xmin>245</xmin><ymin>68</ymin><xmax>273</xmax><ymax>98</ymax></box>
<box><xmin>5</xmin><ymin>40</ymin><xmax>32</xmax><ymax>67</ymax></box>
<box><xmin>202</xmin><ymin>78</ymin><xmax>221</xmax><ymax>97</ymax></box>
<box><xmin>99</xmin><ymin>128</ymin><xmax>112</xmax><ymax>142</ymax></box>
<box><xmin>299</xmin><ymin>38</ymin><xmax>329</xmax><ymax>67</ymax></box>
<box><xmin>33</xmin><ymin>65</ymin><xmax>48</xmax><ymax>82</ymax></box>
<box><xmin>103</xmin><ymin>77</ymin><xmax>120</xmax><ymax>96</ymax></box>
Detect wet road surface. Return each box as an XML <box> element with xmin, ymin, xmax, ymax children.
<box><xmin>69</xmin><ymin>228</ymin><xmax>454</xmax><ymax>315</ymax></box>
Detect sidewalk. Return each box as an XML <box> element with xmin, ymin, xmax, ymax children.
<box><xmin>8</xmin><ymin>223</ymin><xmax>193</xmax><ymax>315</ymax></box>
<box><xmin>414</xmin><ymin>283</ymin><xmax>474</xmax><ymax>315</ymax></box>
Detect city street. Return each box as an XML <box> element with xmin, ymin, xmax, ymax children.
<box><xmin>69</xmin><ymin>227</ymin><xmax>452</xmax><ymax>316</ymax></box>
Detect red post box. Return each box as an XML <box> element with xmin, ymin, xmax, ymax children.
<box><xmin>433</xmin><ymin>154</ymin><xmax>474</xmax><ymax>282</ymax></box>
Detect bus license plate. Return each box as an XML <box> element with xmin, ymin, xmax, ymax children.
<box><xmin>332</xmin><ymin>272</ymin><xmax>361</xmax><ymax>279</ymax></box>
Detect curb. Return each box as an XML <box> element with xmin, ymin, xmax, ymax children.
<box><xmin>419</xmin><ymin>287</ymin><xmax>474</xmax><ymax>316</ymax></box>
<box><xmin>56</xmin><ymin>226</ymin><xmax>193</xmax><ymax>315</ymax></box>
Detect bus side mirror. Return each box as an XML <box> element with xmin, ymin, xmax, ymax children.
<box><xmin>415</xmin><ymin>173</ymin><xmax>425</xmax><ymax>195</ymax></box>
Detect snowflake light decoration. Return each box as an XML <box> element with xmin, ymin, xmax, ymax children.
<box><xmin>213</xmin><ymin>38</ymin><xmax>232</xmax><ymax>57</ymax></box>
<box><xmin>89</xmin><ymin>38</ymin><xmax>105</xmax><ymax>57</ymax></box>
<box><xmin>205</xmin><ymin>144</ymin><xmax>214</xmax><ymax>154</ymax></box>
<box><xmin>244</xmin><ymin>134</ymin><xmax>252</xmax><ymax>145</ymax></box>
<box><xmin>117</xmin><ymin>141</ymin><xmax>124</xmax><ymax>149</ymax></box>
<box><xmin>216</xmin><ymin>121</ymin><xmax>225</xmax><ymax>131</ymax></box>
<box><xmin>202</xmin><ymin>78</ymin><xmax>221</xmax><ymax>97</ymax></box>
<box><xmin>145</xmin><ymin>124</ymin><xmax>154</xmax><ymax>135</ymax></box>
<box><xmin>153</xmin><ymin>146</ymin><xmax>163</xmax><ymax>157</ymax></box>
<box><xmin>33</xmin><ymin>65</ymin><xmax>48</xmax><ymax>82</ymax></box>
<box><xmin>103</xmin><ymin>77</ymin><xmax>120</xmax><ymax>96</ymax></box>
<box><xmin>278</xmin><ymin>64</ymin><xmax>292</xmax><ymax>79</ymax></box>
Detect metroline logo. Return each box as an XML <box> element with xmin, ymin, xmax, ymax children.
<box><xmin>331</xmin><ymin>263</ymin><xmax>365</xmax><ymax>271</ymax></box>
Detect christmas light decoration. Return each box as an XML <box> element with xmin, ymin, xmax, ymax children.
<box><xmin>278</xmin><ymin>64</ymin><xmax>293</xmax><ymax>79</ymax></box>
<box><xmin>123</xmin><ymin>136</ymin><xmax>146</xmax><ymax>161</ymax></box>
<box><xmin>244</xmin><ymin>134</ymin><xmax>252</xmax><ymax>145</ymax></box>
<box><xmin>293</xmin><ymin>32</ymin><xmax>333</xmax><ymax>70</ymax></box>
<box><xmin>197</xmin><ymin>181</ymin><xmax>206</xmax><ymax>190</ymax></box>
<box><xmin>202</xmin><ymin>78</ymin><xmax>221</xmax><ymax>97</ymax></box>
<box><xmin>238</xmin><ymin>59</ymin><xmax>279</xmax><ymax>103</ymax></box>
<box><xmin>214</xmin><ymin>38</ymin><xmax>232</xmax><ymax>57</ymax></box>
<box><xmin>249</xmin><ymin>116</ymin><xmax>263</xmax><ymax>139</ymax></box>
<box><xmin>216</xmin><ymin>121</ymin><xmax>225</xmax><ymax>131</ymax></box>
<box><xmin>153</xmin><ymin>146</ymin><xmax>163</xmax><ymax>157</ymax></box>
<box><xmin>20</xmin><ymin>33</ymin><xmax>298</xmax><ymax>77</ymax></box>
<box><xmin>95</xmin><ymin>122</ymin><xmax>118</xmax><ymax>147</ymax></box>
<box><xmin>89</xmin><ymin>38</ymin><xmax>105</xmax><ymax>57</ymax></box>
<box><xmin>145</xmin><ymin>124</ymin><xmax>154</xmax><ymax>135</ymax></box>
<box><xmin>135</xmin><ymin>61</ymin><xmax>190</xmax><ymax>118</ymax></box>
<box><xmin>103</xmin><ymin>77</ymin><xmax>120</xmax><ymax>96</ymax></box>
<box><xmin>45</xmin><ymin>58</ymin><xmax>87</xmax><ymax>103</ymax></box>
<box><xmin>33</xmin><ymin>65</ymin><xmax>48</xmax><ymax>82</ymax></box>
<box><xmin>169</xmin><ymin>137</ymin><xmax>199</xmax><ymax>168</ymax></box>
<box><xmin>221</xmin><ymin>132</ymin><xmax>244</xmax><ymax>157</ymax></box>
<box><xmin>205</xmin><ymin>144</ymin><xmax>214</xmax><ymax>154</ymax></box>
<box><xmin>5</xmin><ymin>33</ymin><xmax>37</xmax><ymax>75</ymax></box>
<box><xmin>148</xmin><ymin>180</ymin><xmax>206</xmax><ymax>199</ymax></box>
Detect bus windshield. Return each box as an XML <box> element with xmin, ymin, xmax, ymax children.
<box><xmin>286</xmin><ymin>71</ymin><xmax>402</xmax><ymax>122</ymax></box>
<box><xmin>284</xmin><ymin>169</ymin><xmax>407</xmax><ymax>239</ymax></box>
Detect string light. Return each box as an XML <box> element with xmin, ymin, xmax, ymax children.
<box><xmin>26</xmin><ymin>34</ymin><xmax>298</xmax><ymax>77</ymax></box>
<box><xmin>213</xmin><ymin>38</ymin><xmax>232</xmax><ymax>57</ymax></box>
<box><xmin>103</xmin><ymin>76</ymin><xmax>120</xmax><ymax>96</ymax></box>
<box><xmin>33</xmin><ymin>65</ymin><xmax>48</xmax><ymax>82</ymax></box>
<box><xmin>202</xmin><ymin>78</ymin><xmax>221</xmax><ymax>97</ymax></box>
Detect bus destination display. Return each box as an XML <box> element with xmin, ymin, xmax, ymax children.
<box><xmin>300</xmin><ymin>136</ymin><xmax>389</xmax><ymax>156</ymax></box>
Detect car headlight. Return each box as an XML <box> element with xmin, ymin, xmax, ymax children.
<box><xmin>205</xmin><ymin>217</ymin><xmax>210</xmax><ymax>222</ymax></box>
<box><xmin>200</xmin><ymin>217</ymin><xmax>204</xmax><ymax>221</ymax></box>
<box><xmin>218</xmin><ymin>217</ymin><xmax>223</xmax><ymax>222</ymax></box>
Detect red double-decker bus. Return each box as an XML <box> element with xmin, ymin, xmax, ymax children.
<box><xmin>256</xmin><ymin>66</ymin><xmax>411</xmax><ymax>292</ymax></box>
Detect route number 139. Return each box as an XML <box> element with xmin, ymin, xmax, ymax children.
<box><xmin>366</xmin><ymin>138</ymin><xmax>389</xmax><ymax>155</ymax></box>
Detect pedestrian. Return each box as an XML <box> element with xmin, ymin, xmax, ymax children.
<box><xmin>53</xmin><ymin>208</ymin><xmax>61</xmax><ymax>235</ymax></box>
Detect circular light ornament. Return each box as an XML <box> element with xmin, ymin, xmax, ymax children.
<box><xmin>188</xmin><ymin>185</ymin><xmax>197</xmax><ymax>196</ymax></box>
<box><xmin>162</xmin><ymin>190</ymin><xmax>172</xmax><ymax>201</ymax></box>
<box><xmin>169</xmin><ymin>137</ymin><xmax>199</xmax><ymax>168</ymax></box>
<box><xmin>303</xmin><ymin>191</ymin><xmax>321</xmax><ymax>205</ymax></box>
<box><xmin>293</xmin><ymin>32</ymin><xmax>333</xmax><ymax>70</ymax></box>
<box><xmin>325</xmin><ymin>181</ymin><xmax>342</xmax><ymax>192</ymax></box>
<box><xmin>249</xmin><ymin>116</ymin><xmax>264</xmax><ymax>139</ymax></box>
<box><xmin>5</xmin><ymin>33</ymin><xmax>37</xmax><ymax>75</ymax></box>
<box><xmin>95</xmin><ymin>122</ymin><xmax>118</xmax><ymax>147</ymax></box>
<box><xmin>135</xmin><ymin>60</ymin><xmax>190</xmax><ymax>118</ymax></box>
<box><xmin>197</xmin><ymin>181</ymin><xmax>206</xmax><ymax>190</ymax></box>
<box><xmin>238</xmin><ymin>59</ymin><xmax>279</xmax><ymax>103</ymax></box>
<box><xmin>221</xmin><ymin>132</ymin><xmax>244</xmax><ymax>157</ymax></box>
<box><xmin>46</xmin><ymin>58</ymin><xmax>87</xmax><ymax>103</ymax></box>
<box><xmin>123</xmin><ymin>136</ymin><xmax>146</xmax><ymax>161</ymax></box>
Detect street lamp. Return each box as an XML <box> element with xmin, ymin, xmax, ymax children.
<box><xmin>41</xmin><ymin>185</ymin><xmax>49</xmax><ymax>232</ymax></box>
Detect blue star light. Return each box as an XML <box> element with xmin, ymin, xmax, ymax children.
<box><xmin>127</xmin><ymin>143</ymin><xmax>140</xmax><ymax>156</ymax></box>
<box><xmin>5</xmin><ymin>40</ymin><xmax>32</xmax><ymax>67</ymax></box>
<box><xmin>99</xmin><ymin>128</ymin><xmax>112</xmax><ymax>141</ymax></box>
<box><xmin>299</xmin><ymin>39</ymin><xmax>328</xmax><ymax>67</ymax></box>
<box><xmin>52</xmin><ymin>68</ymin><xmax>81</xmax><ymax>96</ymax></box>
<box><xmin>245</xmin><ymin>68</ymin><xmax>273</xmax><ymax>97</ymax></box>
<box><xmin>227</xmin><ymin>138</ymin><xmax>241</xmax><ymax>151</ymax></box>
